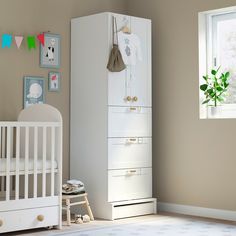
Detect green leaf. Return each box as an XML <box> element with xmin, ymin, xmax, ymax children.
<box><xmin>224</xmin><ymin>82</ymin><xmax>229</xmax><ymax>88</ymax></box>
<box><xmin>203</xmin><ymin>75</ymin><xmax>208</xmax><ymax>81</ymax></box>
<box><xmin>211</xmin><ymin>69</ymin><xmax>217</xmax><ymax>75</ymax></box>
<box><xmin>202</xmin><ymin>99</ymin><xmax>210</xmax><ymax>104</ymax></box>
<box><xmin>217</xmin><ymin>98</ymin><xmax>224</xmax><ymax>102</ymax></box>
<box><xmin>210</xmin><ymin>93</ymin><xmax>216</xmax><ymax>98</ymax></box>
<box><xmin>200</xmin><ymin>84</ymin><xmax>208</xmax><ymax>91</ymax></box>
<box><xmin>216</xmin><ymin>87</ymin><xmax>223</xmax><ymax>91</ymax></box>
<box><xmin>222</xmin><ymin>75</ymin><xmax>227</xmax><ymax>81</ymax></box>
<box><xmin>225</xmin><ymin>71</ymin><xmax>230</xmax><ymax>79</ymax></box>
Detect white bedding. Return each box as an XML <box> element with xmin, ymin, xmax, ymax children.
<box><xmin>0</xmin><ymin>158</ymin><xmax>58</xmax><ymax>172</ymax></box>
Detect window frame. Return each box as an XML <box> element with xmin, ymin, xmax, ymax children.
<box><xmin>199</xmin><ymin>6</ymin><xmax>236</xmax><ymax>119</ymax></box>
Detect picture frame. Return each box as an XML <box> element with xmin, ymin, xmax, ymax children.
<box><xmin>24</xmin><ymin>76</ymin><xmax>45</xmax><ymax>108</ymax></box>
<box><xmin>40</xmin><ymin>33</ymin><xmax>61</xmax><ymax>68</ymax></box>
<box><xmin>48</xmin><ymin>71</ymin><xmax>60</xmax><ymax>92</ymax></box>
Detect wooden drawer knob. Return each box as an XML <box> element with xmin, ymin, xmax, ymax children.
<box><xmin>37</xmin><ymin>215</ymin><xmax>44</xmax><ymax>222</ymax></box>
<box><xmin>126</xmin><ymin>96</ymin><xmax>132</xmax><ymax>101</ymax></box>
<box><xmin>0</xmin><ymin>219</ymin><xmax>3</xmax><ymax>227</ymax></box>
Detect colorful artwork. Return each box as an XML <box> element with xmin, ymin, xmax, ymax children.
<box><xmin>48</xmin><ymin>72</ymin><xmax>60</xmax><ymax>92</ymax></box>
<box><xmin>24</xmin><ymin>76</ymin><xmax>45</xmax><ymax>108</ymax></box>
<box><xmin>40</xmin><ymin>33</ymin><xmax>60</xmax><ymax>68</ymax></box>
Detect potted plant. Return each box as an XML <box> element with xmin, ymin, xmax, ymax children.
<box><xmin>200</xmin><ymin>67</ymin><xmax>230</xmax><ymax>115</ymax></box>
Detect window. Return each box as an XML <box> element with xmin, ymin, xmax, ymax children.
<box><xmin>199</xmin><ymin>7</ymin><xmax>236</xmax><ymax>119</ymax></box>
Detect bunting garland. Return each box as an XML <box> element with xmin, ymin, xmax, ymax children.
<box><xmin>2</xmin><ymin>34</ymin><xmax>12</xmax><ymax>48</ymax></box>
<box><xmin>15</xmin><ymin>36</ymin><xmax>23</xmax><ymax>49</ymax></box>
<box><xmin>0</xmin><ymin>33</ymin><xmax>46</xmax><ymax>50</ymax></box>
<box><xmin>37</xmin><ymin>33</ymin><xmax>45</xmax><ymax>46</ymax></box>
<box><xmin>27</xmin><ymin>36</ymin><xmax>36</xmax><ymax>50</ymax></box>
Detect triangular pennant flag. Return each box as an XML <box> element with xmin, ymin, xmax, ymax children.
<box><xmin>27</xmin><ymin>36</ymin><xmax>36</xmax><ymax>50</ymax></box>
<box><xmin>2</xmin><ymin>34</ymin><xmax>12</xmax><ymax>48</ymax></box>
<box><xmin>15</xmin><ymin>36</ymin><xmax>23</xmax><ymax>49</ymax></box>
<box><xmin>37</xmin><ymin>33</ymin><xmax>45</xmax><ymax>46</ymax></box>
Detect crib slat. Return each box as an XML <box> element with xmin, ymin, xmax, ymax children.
<box><xmin>0</xmin><ymin>126</ymin><xmax>2</xmax><ymax>159</ymax></box>
<box><xmin>24</xmin><ymin>127</ymin><xmax>29</xmax><ymax>199</ymax></box>
<box><xmin>33</xmin><ymin>126</ymin><xmax>38</xmax><ymax>198</ymax></box>
<box><xmin>2</xmin><ymin>127</ymin><xmax>5</xmax><ymax>158</ymax></box>
<box><xmin>51</xmin><ymin>127</ymin><xmax>55</xmax><ymax>196</ymax></box>
<box><xmin>0</xmin><ymin>180</ymin><xmax>3</xmax><ymax>192</ymax></box>
<box><xmin>6</xmin><ymin>126</ymin><xmax>11</xmax><ymax>201</ymax></box>
<box><xmin>42</xmin><ymin>126</ymin><xmax>47</xmax><ymax>197</ymax></box>
<box><xmin>15</xmin><ymin>126</ymin><xmax>20</xmax><ymax>200</ymax></box>
<box><xmin>0</xmin><ymin>127</ymin><xmax>2</xmax><ymax>192</ymax></box>
<box><xmin>10</xmin><ymin>127</ymin><xmax>14</xmax><ymax>162</ymax></box>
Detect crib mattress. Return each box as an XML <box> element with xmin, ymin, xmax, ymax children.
<box><xmin>0</xmin><ymin>158</ymin><xmax>58</xmax><ymax>172</ymax></box>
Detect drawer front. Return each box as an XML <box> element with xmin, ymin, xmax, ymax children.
<box><xmin>108</xmin><ymin>168</ymin><xmax>152</xmax><ymax>202</ymax></box>
<box><xmin>0</xmin><ymin>206</ymin><xmax>59</xmax><ymax>233</ymax></box>
<box><xmin>108</xmin><ymin>107</ymin><xmax>152</xmax><ymax>137</ymax></box>
<box><xmin>108</xmin><ymin>137</ymin><xmax>152</xmax><ymax>169</ymax></box>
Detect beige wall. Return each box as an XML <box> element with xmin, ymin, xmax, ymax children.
<box><xmin>127</xmin><ymin>0</ymin><xmax>236</xmax><ymax>211</ymax></box>
<box><xmin>0</xmin><ymin>0</ymin><xmax>127</xmax><ymax>182</ymax></box>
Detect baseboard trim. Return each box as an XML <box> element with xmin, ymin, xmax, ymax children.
<box><xmin>158</xmin><ymin>202</ymin><xmax>236</xmax><ymax>221</ymax></box>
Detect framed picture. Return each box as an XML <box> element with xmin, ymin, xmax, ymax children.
<box><xmin>40</xmin><ymin>33</ymin><xmax>60</xmax><ymax>68</ymax></box>
<box><xmin>24</xmin><ymin>76</ymin><xmax>45</xmax><ymax>108</ymax></box>
<box><xmin>48</xmin><ymin>72</ymin><xmax>60</xmax><ymax>92</ymax></box>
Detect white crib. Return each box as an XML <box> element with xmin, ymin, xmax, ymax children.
<box><xmin>0</xmin><ymin>104</ymin><xmax>63</xmax><ymax>234</ymax></box>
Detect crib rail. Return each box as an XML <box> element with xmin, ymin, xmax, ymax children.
<box><xmin>0</xmin><ymin>121</ymin><xmax>62</xmax><ymax>201</ymax></box>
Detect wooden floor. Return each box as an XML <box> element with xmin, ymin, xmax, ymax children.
<box><xmin>4</xmin><ymin>213</ymin><xmax>236</xmax><ymax>236</ymax></box>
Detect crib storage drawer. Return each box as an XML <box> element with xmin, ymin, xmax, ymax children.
<box><xmin>0</xmin><ymin>206</ymin><xmax>59</xmax><ymax>233</ymax></box>
<box><xmin>108</xmin><ymin>168</ymin><xmax>152</xmax><ymax>202</ymax></box>
<box><xmin>108</xmin><ymin>138</ymin><xmax>152</xmax><ymax>169</ymax></box>
<box><xmin>108</xmin><ymin>107</ymin><xmax>152</xmax><ymax>137</ymax></box>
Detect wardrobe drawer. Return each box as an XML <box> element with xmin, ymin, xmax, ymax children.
<box><xmin>108</xmin><ymin>106</ymin><xmax>152</xmax><ymax>137</ymax></box>
<box><xmin>108</xmin><ymin>168</ymin><xmax>152</xmax><ymax>202</ymax></box>
<box><xmin>0</xmin><ymin>206</ymin><xmax>59</xmax><ymax>233</ymax></box>
<box><xmin>108</xmin><ymin>137</ymin><xmax>152</xmax><ymax>169</ymax></box>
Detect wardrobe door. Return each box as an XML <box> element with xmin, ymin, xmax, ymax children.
<box><xmin>130</xmin><ymin>17</ymin><xmax>152</xmax><ymax>107</ymax></box>
<box><xmin>108</xmin><ymin>14</ymin><xmax>132</xmax><ymax>107</ymax></box>
<box><xmin>108</xmin><ymin>70</ymin><xmax>131</xmax><ymax>106</ymax></box>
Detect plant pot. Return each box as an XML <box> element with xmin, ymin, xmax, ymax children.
<box><xmin>207</xmin><ymin>106</ymin><xmax>222</xmax><ymax>117</ymax></box>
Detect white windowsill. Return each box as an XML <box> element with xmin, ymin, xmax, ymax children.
<box><xmin>202</xmin><ymin>104</ymin><xmax>236</xmax><ymax>119</ymax></box>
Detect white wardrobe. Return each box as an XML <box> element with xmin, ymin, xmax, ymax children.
<box><xmin>70</xmin><ymin>12</ymin><xmax>156</xmax><ymax>220</ymax></box>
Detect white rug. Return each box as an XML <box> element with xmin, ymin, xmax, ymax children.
<box><xmin>55</xmin><ymin>216</ymin><xmax>236</xmax><ymax>236</ymax></box>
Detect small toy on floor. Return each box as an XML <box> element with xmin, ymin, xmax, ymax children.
<box><xmin>74</xmin><ymin>216</ymin><xmax>83</xmax><ymax>224</ymax></box>
<box><xmin>75</xmin><ymin>214</ymin><xmax>91</xmax><ymax>224</ymax></box>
